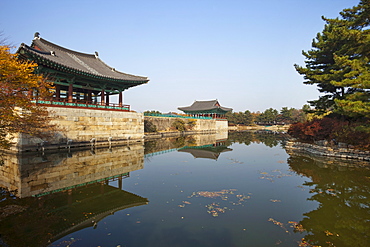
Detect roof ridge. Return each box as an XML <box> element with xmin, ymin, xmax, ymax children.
<box><xmin>36</xmin><ymin>38</ymin><xmax>96</xmax><ymax>58</ymax></box>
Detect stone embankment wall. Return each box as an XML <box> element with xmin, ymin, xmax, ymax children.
<box><xmin>144</xmin><ymin>116</ymin><xmax>228</xmax><ymax>139</ymax></box>
<box><xmin>0</xmin><ymin>145</ymin><xmax>144</xmax><ymax>198</ymax></box>
<box><xmin>228</xmin><ymin>125</ymin><xmax>290</xmax><ymax>131</ymax></box>
<box><xmin>285</xmin><ymin>141</ymin><xmax>370</xmax><ymax>162</ymax></box>
<box><xmin>10</xmin><ymin>107</ymin><xmax>144</xmax><ymax>152</ymax></box>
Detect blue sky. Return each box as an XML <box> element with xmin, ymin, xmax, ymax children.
<box><xmin>1</xmin><ymin>0</ymin><xmax>360</xmax><ymax>113</ymax></box>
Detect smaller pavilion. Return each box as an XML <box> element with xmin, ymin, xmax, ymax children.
<box><xmin>178</xmin><ymin>100</ymin><xmax>232</xmax><ymax>118</ymax></box>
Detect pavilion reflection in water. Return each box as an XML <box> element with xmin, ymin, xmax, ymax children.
<box><xmin>178</xmin><ymin>142</ymin><xmax>232</xmax><ymax>160</ymax></box>
<box><xmin>144</xmin><ymin>131</ymin><xmax>230</xmax><ymax>160</ymax></box>
<box><xmin>0</xmin><ymin>145</ymin><xmax>148</xmax><ymax>246</ymax></box>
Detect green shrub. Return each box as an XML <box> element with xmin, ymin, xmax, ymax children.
<box><xmin>187</xmin><ymin>119</ymin><xmax>196</xmax><ymax>130</ymax></box>
<box><xmin>144</xmin><ymin>120</ymin><xmax>157</xmax><ymax>132</ymax></box>
<box><xmin>172</xmin><ymin>119</ymin><xmax>186</xmax><ymax>131</ymax></box>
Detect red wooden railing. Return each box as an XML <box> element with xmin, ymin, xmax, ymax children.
<box><xmin>33</xmin><ymin>99</ymin><xmax>131</xmax><ymax>112</ymax></box>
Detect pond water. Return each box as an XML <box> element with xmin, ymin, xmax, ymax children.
<box><xmin>0</xmin><ymin>131</ymin><xmax>369</xmax><ymax>247</ymax></box>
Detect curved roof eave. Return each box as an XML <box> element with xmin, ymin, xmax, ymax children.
<box><xmin>20</xmin><ymin>44</ymin><xmax>149</xmax><ymax>85</ymax></box>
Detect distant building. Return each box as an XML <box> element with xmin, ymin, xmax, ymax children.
<box><xmin>178</xmin><ymin>100</ymin><xmax>232</xmax><ymax>118</ymax></box>
<box><xmin>17</xmin><ymin>32</ymin><xmax>149</xmax><ymax>110</ymax></box>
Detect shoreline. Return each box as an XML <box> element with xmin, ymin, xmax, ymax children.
<box><xmin>285</xmin><ymin>141</ymin><xmax>370</xmax><ymax>163</ymax></box>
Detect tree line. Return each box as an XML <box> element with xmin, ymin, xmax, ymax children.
<box><xmin>225</xmin><ymin>106</ymin><xmax>310</xmax><ymax>126</ymax></box>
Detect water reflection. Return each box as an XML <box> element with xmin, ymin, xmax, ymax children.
<box><xmin>287</xmin><ymin>152</ymin><xmax>370</xmax><ymax>246</ymax></box>
<box><xmin>0</xmin><ymin>131</ymin><xmax>369</xmax><ymax>247</ymax></box>
<box><xmin>0</xmin><ymin>145</ymin><xmax>144</xmax><ymax>198</ymax></box>
<box><xmin>0</xmin><ymin>145</ymin><xmax>147</xmax><ymax>246</ymax></box>
<box><xmin>144</xmin><ymin>131</ymin><xmax>230</xmax><ymax>159</ymax></box>
<box><xmin>178</xmin><ymin>145</ymin><xmax>232</xmax><ymax>160</ymax></box>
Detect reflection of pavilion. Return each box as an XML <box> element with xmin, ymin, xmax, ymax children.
<box><xmin>0</xmin><ymin>145</ymin><xmax>144</xmax><ymax>198</ymax></box>
<box><xmin>50</xmin><ymin>181</ymin><xmax>148</xmax><ymax>243</ymax></box>
<box><xmin>0</xmin><ymin>180</ymin><xmax>148</xmax><ymax>247</ymax></box>
<box><xmin>178</xmin><ymin>140</ymin><xmax>232</xmax><ymax>160</ymax></box>
<box><xmin>144</xmin><ymin>133</ymin><xmax>231</xmax><ymax>160</ymax></box>
<box><xmin>0</xmin><ymin>145</ymin><xmax>148</xmax><ymax>246</ymax></box>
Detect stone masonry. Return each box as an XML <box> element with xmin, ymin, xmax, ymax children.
<box><xmin>10</xmin><ymin>107</ymin><xmax>144</xmax><ymax>152</ymax></box>
<box><xmin>285</xmin><ymin>141</ymin><xmax>370</xmax><ymax>162</ymax></box>
<box><xmin>0</xmin><ymin>145</ymin><xmax>144</xmax><ymax>198</ymax></box>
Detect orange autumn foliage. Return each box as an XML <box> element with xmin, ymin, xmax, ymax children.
<box><xmin>288</xmin><ymin>116</ymin><xmax>370</xmax><ymax>150</ymax></box>
<box><xmin>0</xmin><ymin>45</ymin><xmax>54</xmax><ymax>149</ymax></box>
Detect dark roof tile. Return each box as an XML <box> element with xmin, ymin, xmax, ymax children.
<box><xmin>18</xmin><ymin>37</ymin><xmax>148</xmax><ymax>83</ymax></box>
<box><xmin>178</xmin><ymin>100</ymin><xmax>232</xmax><ymax>112</ymax></box>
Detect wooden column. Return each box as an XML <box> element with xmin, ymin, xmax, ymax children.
<box><xmin>118</xmin><ymin>177</ymin><xmax>122</xmax><ymax>190</ymax></box>
<box><xmin>101</xmin><ymin>89</ymin><xmax>105</xmax><ymax>105</ymax></box>
<box><xmin>55</xmin><ymin>85</ymin><xmax>61</xmax><ymax>101</ymax></box>
<box><xmin>68</xmin><ymin>83</ymin><xmax>73</xmax><ymax>103</ymax></box>
<box><xmin>88</xmin><ymin>90</ymin><xmax>92</xmax><ymax>104</ymax></box>
<box><xmin>106</xmin><ymin>92</ymin><xmax>110</xmax><ymax>105</ymax></box>
<box><xmin>119</xmin><ymin>91</ymin><xmax>123</xmax><ymax>107</ymax></box>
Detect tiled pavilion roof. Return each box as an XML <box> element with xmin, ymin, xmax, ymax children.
<box><xmin>17</xmin><ymin>33</ymin><xmax>149</xmax><ymax>87</ymax></box>
<box><xmin>178</xmin><ymin>100</ymin><xmax>232</xmax><ymax>114</ymax></box>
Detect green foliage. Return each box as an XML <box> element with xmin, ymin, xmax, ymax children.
<box><xmin>172</xmin><ymin>119</ymin><xmax>186</xmax><ymax>131</ymax></box>
<box><xmin>187</xmin><ymin>119</ymin><xmax>196</xmax><ymax>130</ymax></box>
<box><xmin>226</xmin><ymin>107</ymin><xmax>308</xmax><ymax>126</ymax></box>
<box><xmin>144</xmin><ymin>120</ymin><xmax>157</xmax><ymax>132</ymax></box>
<box><xmin>277</xmin><ymin>107</ymin><xmax>308</xmax><ymax>124</ymax></box>
<box><xmin>226</xmin><ymin>110</ymin><xmax>255</xmax><ymax>125</ymax></box>
<box><xmin>295</xmin><ymin>0</ymin><xmax>370</xmax><ymax>118</ymax></box>
<box><xmin>256</xmin><ymin>108</ymin><xmax>279</xmax><ymax>125</ymax></box>
<box><xmin>144</xmin><ymin>110</ymin><xmax>162</xmax><ymax>115</ymax></box>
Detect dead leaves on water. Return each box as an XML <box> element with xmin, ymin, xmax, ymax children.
<box><xmin>259</xmin><ymin>169</ymin><xmax>292</xmax><ymax>182</ymax></box>
<box><xmin>177</xmin><ymin>189</ymin><xmax>252</xmax><ymax>217</ymax></box>
<box><xmin>268</xmin><ymin>218</ymin><xmax>305</xmax><ymax>234</ymax></box>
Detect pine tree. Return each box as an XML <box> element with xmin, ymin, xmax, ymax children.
<box><xmin>295</xmin><ymin>0</ymin><xmax>370</xmax><ymax>118</ymax></box>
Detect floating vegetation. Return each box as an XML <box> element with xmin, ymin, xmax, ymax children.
<box><xmin>298</xmin><ymin>238</ymin><xmax>319</xmax><ymax>247</ymax></box>
<box><xmin>309</xmin><ymin>188</ymin><xmax>339</xmax><ymax>197</ymax></box>
<box><xmin>270</xmin><ymin>199</ymin><xmax>281</xmax><ymax>203</ymax></box>
<box><xmin>324</xmin><ymin>230</ymin><xmax>339</xmax><ymax>237</ymax></box>
<box><xmin>189</xmin><ymin>189</ymin><xmax>238</xmax><ymax>200</ymax></box>
<box><xmin>268</xmin><ymin>218</ymin><xmax>306</xmax><ymax>235</ymax></box>
<box><xmin>288</xmin><ymin>221</ymin><xmax>305</xmax><ymax>233</ymax></box>
<box><xmin>205</xmin><ymin>202</ymin><xmax>228</xmax><ymax>217</ymax></box>
<box><xmin>178</xmin><ymin>189</ymin><xmax>252</xmax><ymax>217</ymax></box>
<box><xmin>226</xmin><ymin>158</ymin><xmax>244</xmax><ymax>164</ymax></box>
<box><xmin>268</xmin><ymin>218</ymin><xmax>289</xmax><ymax>233</ymax></box>
<box><xmin>258</xmin><ymin>169</ymin><xmax>292</xmax><ymax>182</ymax></box>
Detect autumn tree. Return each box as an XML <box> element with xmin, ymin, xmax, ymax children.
<box><xmin>0</xmin><ymin>45</ymin><xmax>54</xmax><ymax>149</ymax></box>
<box><xmin>295</xmin><ymin>0</ymin><xmax>370</xmax><ymax>118</ymax></box>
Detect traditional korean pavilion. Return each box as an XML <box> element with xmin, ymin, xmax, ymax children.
<box><xmin>178</xmin><ymin>100</ymin><xmax>232</xmax><ymax>118</ymax></box>
<box><xmin>17</xmin><ymin>33</ymin><xmax>149</xmax><ymax>111</ymax></box>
